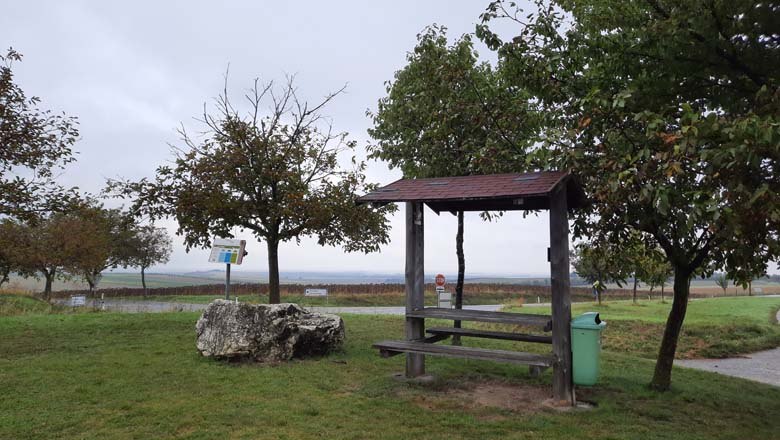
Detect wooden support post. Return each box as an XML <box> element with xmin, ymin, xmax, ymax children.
<box><xmin>549</xmin><ymin>183</ymin><xmax>575</xmax><ymax>405</ymax></box>
<box><xmin>405</xmin><ymin>202</ymin><xmax>425</xmax><ymax>377</ymax></box>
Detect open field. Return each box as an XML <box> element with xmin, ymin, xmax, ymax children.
<box><xmin>108</xmin><ymin>292</ymin><xmax>538</xmax><ymax>307</ymax></box>
<box><xmin>1</xmin><ymin>296</ymin><xmax>779</xmax><ymax>439</ymax></box>
<box><xmin>7</xmin><ymin>271</ymin><xmax>780</xmax><ymax>296</ymax></box>
<box><xmin>46</xmin><ymin>282</ymin><xmax>642</xmax><ymax>306</ymax></box>
<box><xmin>83</xmin><ymin>288</ymin><xmax>780</xmax><ymax>308</ymax></box>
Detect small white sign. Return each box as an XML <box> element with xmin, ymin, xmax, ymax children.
<box><xmin>70</xmin><ymin>295</ymin><xmax>86</xmax><ymax>307</ymax></box>
<box><xmin>754</xmin><ymin>287</ymin><xmax>763</xmax><ymax>294</ymax></box>
<box><xmin>437</xmin><ymin>291</ymin><xmax>452</xmax><ymax>309</ymax></box>
<box><xmin>305</xmin><ymin>288</ymin><xmax>328</xmax><ymax>297</ymax></box>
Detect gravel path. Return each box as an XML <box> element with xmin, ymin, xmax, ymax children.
<box><xmin>677</xmin><ymin>308</ymin><xmax>780</xmax><ymax>387</ymax></box>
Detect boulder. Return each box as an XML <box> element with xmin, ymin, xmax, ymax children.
<box><xmin>195</xmin><ymin>300</ymin><xmax>345</xmax><ymax>362</ymax></box>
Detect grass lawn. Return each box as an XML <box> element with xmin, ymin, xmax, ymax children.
<box><xmin>0</xmin><ymin>294</ymin><xmax>55</xmax><ymax>316</ymax></box>
<box><xmin>1</xmin><ymin>296</ymin><xmax>780</xmax><ymax>439</ymax></box>
<box><xmin>506</xmin><ymin>297</ymin><xmax>780</xmax><ymax>359</ymax></box>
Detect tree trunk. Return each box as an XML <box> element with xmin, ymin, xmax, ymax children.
<box><xmin>453</xmin><ymin>211</ymin><xmax>465</xmax><ymax>346</ymax></box>
<box><xmin>650</xmin><ymin>266</ymin><xmax>691</xmax><ymax>391</ymax></box>
<box><xmin>597</xmin><ymin>287</ymin><xmax>602</xmax><ymax>305</ymax></box>
<box><xmin>141</xmin><ymin>266</ymin><xmax>147</xmax><ymax>297</ymax></box>
<box><xmin>748</xmin><ymin>280</ymin><xmax>752</xmax><ymax>296</ymax></box>
<box><xmin>267</xmin><ymin>239</ymin><xmax>281</xmax><ymax>304</ymax></box>
<box><xmin>0</xmin><ymin>268</ymin><xmax>10</xmax><ymax>288</ymax></box>
<box><xmin>661</xmin><ymin>283</ymin><xmax>665</xmax><ymax>302</ymax></box>
<box><xmin>43</xmin><ymin>269</ymin><xmax>54</xmax><ymax>301</ymax></box>
<box><xmin>632</xmin><ymin>273</ymin><xmax>638</xmax><ymax>304</ymax></box>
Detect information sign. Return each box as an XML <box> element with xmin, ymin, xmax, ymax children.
<box><xmin>208</xmin><ymin>239</ymin><xmax>247</xmax><ymax>265</ymax></box>
<box><xmin>305</xmin><ymin>288</ymin><xmax>328</xmax><ymax>297</ymax></box>
<box><xmin>437</xmin><ymin>291</ymin><xmax>452</xmax><ymax>308</ymax></box>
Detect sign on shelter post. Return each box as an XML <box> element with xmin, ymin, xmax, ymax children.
<box><xmin>209</xmin><ymin>238</ymin><xmax>247</xmax><ymax>301</ymax></box>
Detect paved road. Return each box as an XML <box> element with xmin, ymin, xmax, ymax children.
<box><xmin>677</xmin><ymin>308</ymin><xmax>780</xmax><ymax>387</ymax></box>
<box><xmin>677</xmin><ymin>349</ymin><xmax>780</xmax><ymax>387</ymax></box>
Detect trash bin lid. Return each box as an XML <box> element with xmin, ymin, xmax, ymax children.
<box><xmin>571</xmin><ymin>312</ymin><xmax>607</xmax><ymax>330</ymax></box>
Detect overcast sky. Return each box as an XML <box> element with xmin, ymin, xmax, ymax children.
<box><xmin>8</xmin><ymin>1</ymin><xmax>770</xmax><ymax>278</ymax></box>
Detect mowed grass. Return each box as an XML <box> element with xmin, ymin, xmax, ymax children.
<box><xmin>507</xmin><ymin>297</ymin><xmax>780</xmax><ymax>358</ymax></box>
<box><xmin>1</xmin><ymin>299</ymin><xmax>780</xmax><ymax>439</ymax></box>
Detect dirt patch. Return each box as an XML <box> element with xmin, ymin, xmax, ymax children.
<box><xmin>466</xmin><ymin>382</ymin><xmax>552</xmax><ymax>411</ymax></box>
<box><xmin>405</xmin><ymin>380</ymin><xmax>587</xmax><ymax>416</ymax></box>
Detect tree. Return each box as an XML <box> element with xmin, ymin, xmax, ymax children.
<box><xmin>641</xmin><ymin>251</ymin><xmax>673</xmax><ymax>302</ymax></box>
<box><xmin>726</xmin><ymin>263</ymin><xmax>765</xmax><ymax>296</ymax></box>
<box><xmin>368</xmin><ymin>26</ymin><xmax>535</xmax><ymax>342</ymax></box>
<box><xmin>111</xmin><ymin>76</ymin><xmax>394</xmax><ymax>304</ymax></box>
<box><xmin>620</xmin><ymin>234</ymin><xmax>654</xmax><ymax>305</ymax></box>
<box><xmin>129</xmin><ymin>224</ymin><xmax>172</xmax><ymax>295</ymax></box>
<box><xmin>10</xmin><ymin>212</ymin><xmax>93</xmax><ymax>299</ymax></box>
<box><xmin>479</xmin><ymin>0</ymin><xmax>780</xmax><ymax>390</ymax></box>
<box><xmin>0</xmin><ymin>219</ymin><xmax>22</xmax><ymax>287</ymax></box>
<box><xmin>570</xmin><ymin>241</ymin><xmax>627</xmax><ymax>305</ymax></box>
<box><xmin>714</xmin><ymin>273</ymin><xmax>729</xmax><ymax>296</ymax></box>
<box><xmin>66</xmin><ymin>206</ymin><xmax>140</xmax><ymax>296</ymax></box>
<box><xmin>1</xmin><ymin>48</ymin><xmax>79</xmax><ymax>218</ymax></box>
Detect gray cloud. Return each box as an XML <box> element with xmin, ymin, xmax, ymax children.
<box><xmin>10</xmin><ymin>1</ymin><xmax>759</xmax><ymax>277</ymax></box>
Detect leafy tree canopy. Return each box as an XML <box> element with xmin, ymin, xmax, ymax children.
<box><xmin>478</xmin><ymin>0</ymin><xmax>779</xmax><ymax>390</ymax></box>
<box><xmin>111</xmin><ymin>77</ymin><xmax>395</xmax><ymax>303</ymax></box>
<box><xmin>127</xmin><ymin>224</ymin><xmax>172</xmax><ymax>293</ymax></box>
<box><xmin>65</xmin><ymin>205</ymin><xmax>141</xmax><ymax>292</ymax></box>
<box><xmin>368</xmin><ymin>25</ymin><xmax>537</xmax><ymax>178</ymax></box>
<box><xmin>0</xmin><ymin>48</ymin><xmax>79</xmax><ymax>218</ymax></box>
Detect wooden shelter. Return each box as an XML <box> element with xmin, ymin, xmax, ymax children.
<box><xmin>357</xmin><ymin>171</ymin><xmax>585</xmax><ymax>405</ymax></box>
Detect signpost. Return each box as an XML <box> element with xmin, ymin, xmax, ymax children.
<box><xmin>70</xmin><ymin>295</ymin><xmax>86</xmax><ymax>307</ymax></box>
<box><xmin>208</xmin><ymin>238</ymin><xmax>247</xmax><ymax>300</ymax></box>
<box><xmin>304</xmin><ymin>288</ymin><xmax>328</xmax><ymax>297</ymax></box>
<box><xmin>305</xmin><ymin>288</ymin><xmax>328</xmax><ymax>304</ymax></box>
<box><xmin>437</xmin><ymin>291</ymin><xmax>452</xmax><ymax>309</ymax></box>
<box><xmin>435</xmin><ymin>273</ymin><xmax>446</xmax><ymax>289</ymax></box>
<box><xmin>434</xmin><ymin>273</ymin><xmax>451</xmax><ymax>308</ymax></box>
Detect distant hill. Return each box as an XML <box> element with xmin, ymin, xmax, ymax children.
<box><xmin>4</xmin><ymin>270</ymin><xmax>550</xmax><ymax>292</ymax></box>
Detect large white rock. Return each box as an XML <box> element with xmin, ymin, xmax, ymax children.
<box><xmin>195</xmin><ymin>300</ymin><xmax>345</xmax><ymax>362</ymax></box>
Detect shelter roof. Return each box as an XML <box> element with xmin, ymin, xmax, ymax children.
<box><xmin>357</xmin><ymin>171</ymin><xmax>585</xmax><ymax>212</ymax></box>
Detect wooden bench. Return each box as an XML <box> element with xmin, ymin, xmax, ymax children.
<box><xmin>425</xmin><ymin>327</ymin><xmax>553</xmax><ymax>344</ymax></box>
<box><xmin>406</xmin><ymin>307</ymin><xmax>552</xmax><ymax>331</ymax></box>
<box><xmin>373</xmin><ymin>340</ymin><xmax>554</xmax><ymax>367</ymax></box>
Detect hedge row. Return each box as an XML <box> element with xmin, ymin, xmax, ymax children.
<box><xmin>52</xmin><ymin>282</ymin><xmax>689</xmax><ymax>301</ymax></box>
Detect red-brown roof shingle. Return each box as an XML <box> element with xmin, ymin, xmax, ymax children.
<box><xmin>358</xmin><ymin>171</ymin><xmax>584</xmax><ymax>211</ymax></box>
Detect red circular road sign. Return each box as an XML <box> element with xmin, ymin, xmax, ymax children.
<box><xmin>435</xmin><ymin>273</ymin><xmax>446</xmax><ymax>287</ymax></box>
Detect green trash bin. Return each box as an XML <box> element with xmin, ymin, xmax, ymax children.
<box><xmin>571</xmin><ymin>312</ymin><xmax>607</xmax><ymax>386</ymax></box>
